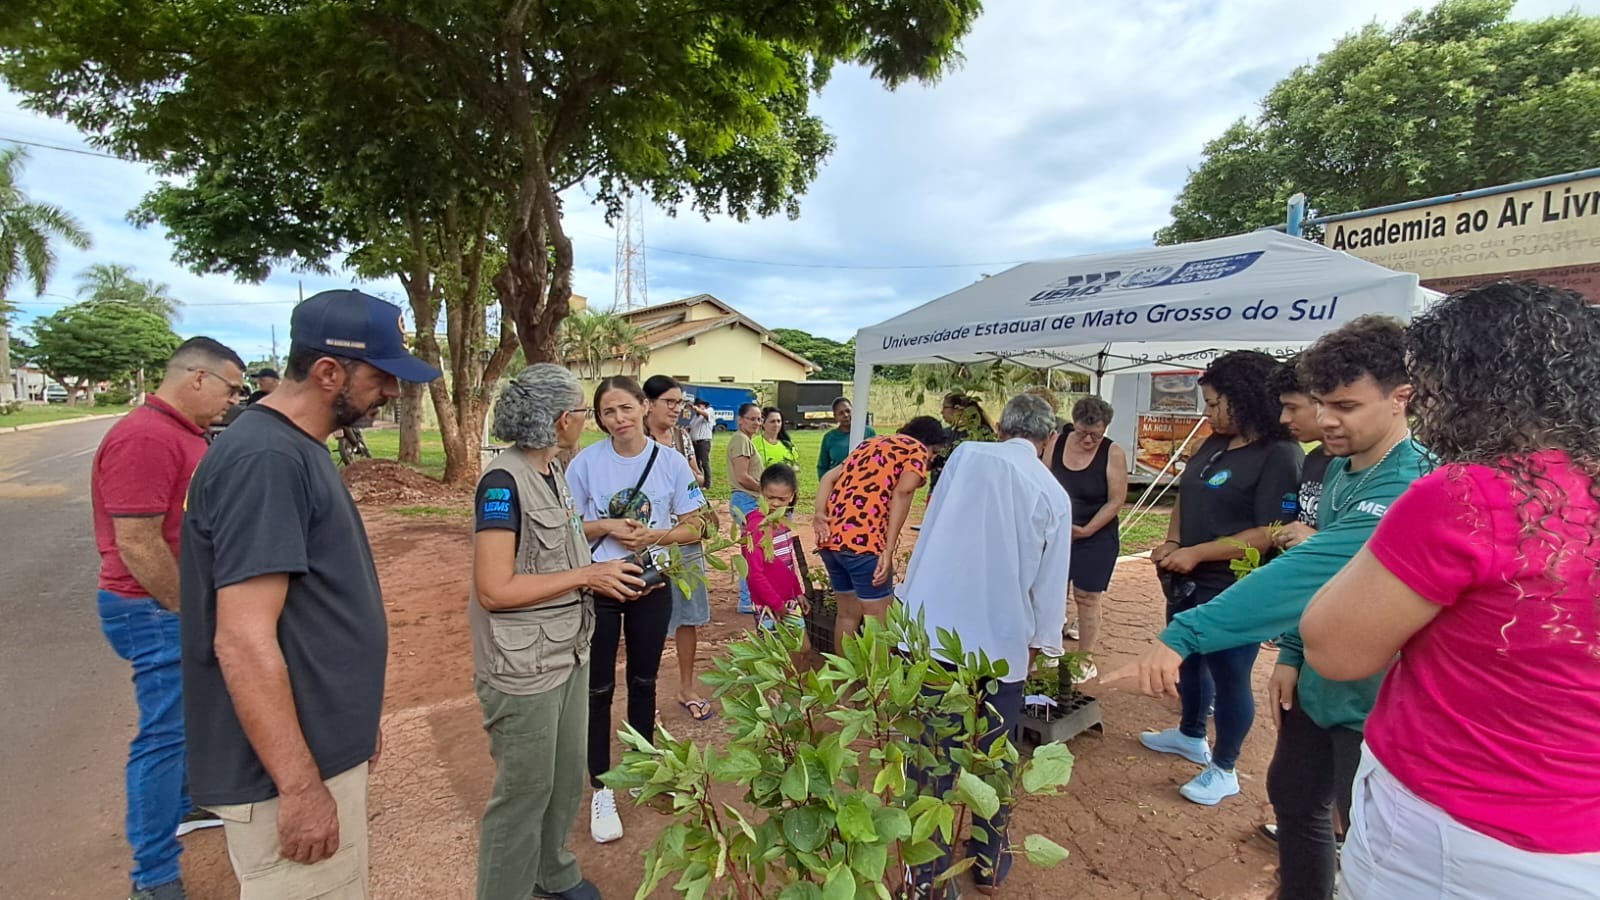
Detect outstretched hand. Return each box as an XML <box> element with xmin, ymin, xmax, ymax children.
<box><xmin>1101</xmin><ymin>642</ymin><xmax>1184</xmax><ymax>699</ymax></box>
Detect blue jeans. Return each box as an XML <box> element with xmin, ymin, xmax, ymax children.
<box><xmin>1178</xmin><ymin>641</ymin><xmax>1261</xmax><ymax>771</ymax></box>
<box><xmin>98</xmin><ymin>590</ymin><xmax>190</xmax><ymax>890</ymax></box>
<box><xmin>730</xmin><ymin>493</ymin><xmax>759</xmax><ymax>609</ymax></box>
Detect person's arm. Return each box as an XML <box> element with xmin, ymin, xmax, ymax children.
<box><xmin>741</xmin><ymin>512</ymin><xmax>780</xmax><ymax>611</ymax></box>
<box><xmin>1079</xmin><ymin>444</ymin><xmax>1129</xmax><ymax>537</ymax></box>
<box><xmin>1302</xmin><ymin>548</ymin><xmax>1442</xmax><ymax>680</ymax></box>
<box><xmin>731</xmin><ymin>446</ymin><xmax>761</xmax><ymax>494</ymax></box>
<box><xmin>1160</xmin><ymin>442</ymin><xmax>1302</xmax><ymax>573</ymax></box>
<box><xmin>1027</xmin><ymin>498</ymin><xmax>1074</xmax><ymax>660</ymax></box>
<box><xmin>474</xmin><ymin>531</ymin><xmax>643</xmax><ymax>608</ymax></box>
<box><xmin>872</xmin><ymin>467</ymin><xmax>926</xmax><ymax>586</ymax></box>
<box><xmin>97</xmin><ymin>434</ymin><xmax>185</xmax><ymax>609</ymax></box>
<box><xmin>213</xmin><ymin>573</ymin><xmax>340</xmax><ymax>863</ymax></box>
<box><xmin>1151</xmin><ymin>496</ymin><xmax>1182</xmax><ymax>564</ymax></box>
<box><xmin>813</xmin><ymin>463</ymin><xmax>844</xmax><ymax>540</ymax></box>
<box><xmin>817</xmin><ymin>432</ymin><xmax>837</xmax><ymax>480</ymax></box>
<box><xmin>112</xmin><ymin>517</ymin><xmax>181</xmax><ymax>610</ymax></box>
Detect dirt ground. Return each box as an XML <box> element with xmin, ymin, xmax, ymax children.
<box><xmin>175</xmin><ymin>502</ymin><xmax>1284</xmax><ymax>899</ymax></box>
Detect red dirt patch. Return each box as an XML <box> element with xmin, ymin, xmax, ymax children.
<box><xmin>341</xmin><ymin>459</ymin><xmax>471</xmax><ymax>507</ymax></box>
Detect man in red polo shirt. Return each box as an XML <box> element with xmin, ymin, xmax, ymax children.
<box><xmin>92</xmin><ymin>336</ymin><xmax>244</xmax><ymax>900</ymax></box>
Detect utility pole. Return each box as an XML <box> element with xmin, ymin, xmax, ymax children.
<box><xmin>0</xmin><ymin>314</ymin><xmax>12</xmax><ymax>402</ymax></box>
<box><xmin>270</xmin><ymin>324</ymin><xmax>279</xmax><ymax>371</ymax></box>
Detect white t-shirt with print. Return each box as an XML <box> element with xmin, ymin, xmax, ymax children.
<box><xmin>565</xmin><ymin>438</ymin><xmax>706</xmax><ymax>562</ymax></box>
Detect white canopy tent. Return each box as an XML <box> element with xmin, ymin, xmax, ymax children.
<box><xmin>849</xmin><ymin>231</ymin><xmax>1439</xmax><ymax>444</ymax></box>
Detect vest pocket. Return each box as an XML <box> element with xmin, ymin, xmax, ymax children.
<box><xmin>526</xmin><ymin>504</ymin><xmax>575</xmax><ymax>572</ymax></box>
<box><xmin>488</xmin><ymin>606</ymin><xmax>586</xmax><ymax>680</ymax></box>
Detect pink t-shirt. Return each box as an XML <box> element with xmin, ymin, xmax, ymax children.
<box><xmin>1364</xmin><ymin>453</ymin><xmax>1600</xmax><ymax>854</ymax></box>
<box><xmin>742</xmin><ymin>510</ymin><xmax>803</xmax><ymax>615</ymax></box>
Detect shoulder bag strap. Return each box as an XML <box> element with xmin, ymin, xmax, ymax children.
<box><xmin>589</xmin><ymin>443</ymin><xmax>660</xmax><ymax>551</ymax></box>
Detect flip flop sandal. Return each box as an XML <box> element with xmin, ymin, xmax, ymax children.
<box><xmin>680</xmin><ymin>699</ymin><xmax>715</xmax><ymax>721</ymax></box>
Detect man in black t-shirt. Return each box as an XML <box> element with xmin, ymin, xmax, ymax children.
<box><xmin>180</xmin><ymin>290</ymin><xmax>441</xmax><ymax>898</ymax></box>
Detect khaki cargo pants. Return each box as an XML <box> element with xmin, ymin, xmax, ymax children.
<box><xmin>207</xmin><ymin>762</ymin><xmax>370</xmax><ymax>900</ymax></box>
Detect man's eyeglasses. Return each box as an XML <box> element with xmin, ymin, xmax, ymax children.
<box><xmin>1071</xmin><ymin>428</ymin><xmax>1106</xmax><ymax>442</ymax></box>
<box><xmin>190</xmin><ymin>367</ymin><xmax>245</xmax><ymax>396</ymax></box>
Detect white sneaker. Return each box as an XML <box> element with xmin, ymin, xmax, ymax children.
<box><xmin>1072</xmin><ymin>663</ymin><xmax>1098</xmax><ymax>684</ymax></box>
<box><xmin>590</xmin><ymin>788</ymin><xmax>623</xmax><ymax>843</ymax></box>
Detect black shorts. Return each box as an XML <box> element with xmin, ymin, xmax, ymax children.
<box><xmin>1069</xmin><ymin>526</ymin><xmax>1119</xmax><ymax>593</ymax></box>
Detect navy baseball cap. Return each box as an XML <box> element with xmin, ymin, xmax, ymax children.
<box><xmin>290</xmin><ymin>290</ymin><xmax>442</xmax><ymax>383</ymax></box>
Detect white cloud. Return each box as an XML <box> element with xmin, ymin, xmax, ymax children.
<box><xmin>4</xmin><ymin>0</ymin><xmax>1595</xmax><ymax>351</ymax></box>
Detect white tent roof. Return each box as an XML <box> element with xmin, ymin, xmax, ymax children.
<box><xmin>853</xmin><ymin>231</ymin><xmax>1437</xmax><ymax>376</ymax></box>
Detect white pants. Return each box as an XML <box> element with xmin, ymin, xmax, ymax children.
<box><xmin>1339</xmin><ymin>745</ymin><xmax>1600</xmax><ymax>900</ymax></box>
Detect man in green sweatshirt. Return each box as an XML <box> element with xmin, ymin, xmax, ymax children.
<box><xmin>1108</xmin><ymin>315</ymin><xmax>1429</xmax><ymax>900</ymax></box>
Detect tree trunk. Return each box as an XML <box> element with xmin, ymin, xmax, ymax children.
<box><xmin>0</xmin><ymin>318</ymin><xmax>13</xmax><ymax>402</ymax></box>
<box><xmin>398</xmin><ymin>381</ymin><xmax>425</xmax><ymax>464</ymax></box>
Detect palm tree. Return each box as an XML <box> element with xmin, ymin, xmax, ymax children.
<box><xmin>0</xmin><ymin>146</ymin><xmax>92</xmax><ymax>401</ymax></box>
<box><xmin>560</xmin><ymin>310</ymin><xmax>652</xmax><ymax>378</ymax></box>
<box><xmin>75</xmin><ymin>262</ymin><xmax>181</xmax><ymax>324</ymax></box>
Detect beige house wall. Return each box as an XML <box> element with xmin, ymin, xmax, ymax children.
<box><xmin>594</xmin><ymin>321</ymin><xmax>810</xmax><ymax>384</ymax></box>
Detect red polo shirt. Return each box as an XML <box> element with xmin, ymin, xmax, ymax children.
<box><xmin>91</xmin><ymin>396</ymin><xmax>209</xmax><ymax>596</ymax></box>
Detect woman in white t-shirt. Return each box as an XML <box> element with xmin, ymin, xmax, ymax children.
<box><xmin>565</xmin><ymin>375</ymin><xmax>707</xmax><ymax>845</ymax></box>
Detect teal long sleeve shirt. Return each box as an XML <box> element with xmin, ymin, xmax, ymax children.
<box><xmin>817</xmin><ymin>425</ymin><xmax>874</xmax><ymax>479</ymax></box>
<box><xmin>1158</xmin><ymin>439</ymin><xmax>1431</xmax><ymax>730</ymax></box>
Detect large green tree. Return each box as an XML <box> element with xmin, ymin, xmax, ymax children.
<box><xmin>0</xmin><ymin>1</ymin><xmax>982</xmax><ymax>483</ymax></box>
<box><xmin>0</xmin><ymin>146</ymin><xmax>91</xmax><ymax>400</ymax></box>
<box><xmin>26</xmin><ymin>300</ymin><xmax>179</xmax><ymax>397</ymax></box>
<box><xmin>770</xmin><ymin>327</ymin><xmax>854</xmax><ymax>381</ymax></box>
<box><xmin>75</xmin><ymin>263</ymin><xmax>181</xmax><ymax>324</ymax></box>
<box><xmin>1156</xmin><ymin>0</ymin><xmax>1600</xmax><ymax>244</ymax></box>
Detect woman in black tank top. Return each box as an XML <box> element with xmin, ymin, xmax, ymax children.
<box><xmin>1044</xmin><ymin>397</ymin><xmax>1129</xmax><ymax>679</ymax></box>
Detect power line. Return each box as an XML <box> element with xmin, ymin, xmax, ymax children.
<box><xmin>2</xmin><ymin>132</ymin><xmax>1024</xmax><ymax>272</ymax></box>
<box><xmin>0</xmin><ymin>134</ymin><xmax>123</xmax><ymax>161</ymax></box>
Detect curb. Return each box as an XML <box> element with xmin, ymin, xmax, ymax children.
<box><xmin>3</xmin><ymin>412</ymin><xmax>126</xmax><ymax>434</ymax></box>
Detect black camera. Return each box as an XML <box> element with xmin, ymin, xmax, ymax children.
<box><xmin>623</xmin><ymin>551</ymin><xmax>667</xmax><ymax>592</ymax></box>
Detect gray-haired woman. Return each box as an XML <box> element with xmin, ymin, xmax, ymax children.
<box><xmin>470</xmin><ymin>364</ymin><xmax>644</xmax><ymax>900</ymax></box>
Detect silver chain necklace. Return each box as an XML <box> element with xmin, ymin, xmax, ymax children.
<box><xmin>1329</xmin><ymin>433</ymin><xmax>1409</xmax><ymax>514</ymax></box>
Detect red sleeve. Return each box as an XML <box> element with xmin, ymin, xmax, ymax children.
<box><xmin>98</xmin><ymin>434</ymin><xmax>183</xmax><ymax>517</ymax></box>
<box><xmin>1367</xmin><ymin>468</ymin><xmax>1491</xmax><ymax>608</ymax></box>
<box><xmin>742</xmin><ymin>510</ymin><xmax>780</xmax><ymax>611</ymax></box>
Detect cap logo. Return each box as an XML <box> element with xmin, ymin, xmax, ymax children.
<box><xmin>327</xmin><ymin>339</ymin><xmax>368</xmax><ymax>349</ymax></box>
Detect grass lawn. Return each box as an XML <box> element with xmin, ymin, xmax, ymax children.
<box><xmin>0</xmin><ymin>404</ymin><xmax>109</xmax><ymax>429</ymax></box>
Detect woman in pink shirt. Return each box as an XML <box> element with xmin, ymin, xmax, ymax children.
<box><xmin>1302</xmin><ymin>281</ymin><xmax>1600</xmax><ymax>898</ymax></box>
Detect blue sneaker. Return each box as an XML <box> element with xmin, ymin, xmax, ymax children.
<box><xmin>1180</xmin><ymin>764</ymin><xmax>1240</xmax><ymax>806</ymax></box>
<box><xmin>1138</xmin><ymin>728</ymin><xmax>1212</xmax><ymax>766</ymax></box>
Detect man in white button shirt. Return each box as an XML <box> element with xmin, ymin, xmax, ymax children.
<box><xmin>899</xmin><ymin>392</ymin><xmax>1073</xmax><ymax>896</ymax></box>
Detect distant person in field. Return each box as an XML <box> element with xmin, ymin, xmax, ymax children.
<box><xmin>686</xmin><ymin>398</ymin><xmax>714</xmax><ymax>488</ymax></box>
<box><xmin>817</xmin><ymin>397</ymin><xmax>874</xmax><ymax>479</ymax></box>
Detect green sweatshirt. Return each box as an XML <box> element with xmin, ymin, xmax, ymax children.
<box><xmin>1159</xmin><ymin>439</ymin><xmax>1431</xmax><ymax>731</ymax></box>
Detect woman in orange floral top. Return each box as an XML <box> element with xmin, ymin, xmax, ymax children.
<box><xmin>814</xmin><ymin>416</ymin><xmax>947</xmax><ymax>639</ymax></box>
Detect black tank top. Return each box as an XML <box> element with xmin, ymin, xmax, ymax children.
<box><xmin>1050</xmin><ymin>426</ymin><xmax>1115</xmax><ymax>529</ymax></box>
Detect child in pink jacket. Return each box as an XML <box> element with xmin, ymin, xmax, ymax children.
<box><xmin>742</xmin><ymin>464</ymin><xmax>808</xmax><ymax>640</ymax></box>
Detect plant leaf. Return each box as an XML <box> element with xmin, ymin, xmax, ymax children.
<box><xmin>955</xmin><ymin>769</ymin><xmax>1001</xmax><ymax>820</ymax></box>
<box><xmin>1021</xmin><ymin>742</ymin><xmax>1075</xmax><ymax>793</ymax></box>
<box><xmin>1024</xmin><ymin>832</ymin><xmax>1071</xmax><ymax>866</ymax></box>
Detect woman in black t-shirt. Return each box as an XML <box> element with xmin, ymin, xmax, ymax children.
<box><xmin>1141</xmin><ymin>351</ymin><xmax>1304</xmax><ymax>808</ymax></box>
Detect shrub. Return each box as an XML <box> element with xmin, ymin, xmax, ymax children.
<box><xmin>602</xmin><ymin>604</ymin><xmax>1074</xmax><ymax>898</ymax></box>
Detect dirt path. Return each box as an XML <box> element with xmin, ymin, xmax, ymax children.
<box><xmin>178</xmin><ymin>506</ymin><xmax>1282</xmax><ymax>899</ymax></box>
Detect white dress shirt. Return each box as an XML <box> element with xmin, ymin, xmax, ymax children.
<box><xmin>898</xmin><ymin>437</ymin><xmax>1073</xmax><ymax>682</ymax></box>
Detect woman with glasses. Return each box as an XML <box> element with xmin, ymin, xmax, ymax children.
<box><xmin>929</xmin><ymin>393</ymin><xmax>996</xmax><ymax>492</ymax></box>
<box><xmin>469</xmin><ymin>365</ymin><xmax>644</xmax><ymax>900</ymax></box>
<box><xmin>565</xmin><ymin>376</ymin><xmax>707</xmax><ymax>845</ymax></box>
<box><xmin>1142</xmin><ymin>351</ymin><xmax>1303</xmax><ymax>807</ymax></box>
<box><xmin>1043</xmin><ymin>396</ymin><xmax>1128</xmax><ymax>682</ymax></box>
<box><xmin>641</xmin><ymin>375</ymin><xmax>716</xmax><ymax>723</ymax></box>
<box><xmin>1302</xmin><ymin>283</ymin><xmax>1600</xmax><ymax>897</ymax></box>
<box><xmin>726</xmin><ymin>402</ymin><xmax>764</xmax><ymax>614</ymax></box>
<box><xmin>755</xmin><ymin>407</ymin><xmax>799</xmax><ymax>472</ymax></box>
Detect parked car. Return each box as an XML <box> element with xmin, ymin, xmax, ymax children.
<box><xmin>43</xmin><ymin>382</ymin><xmax>69</xmax><ymax>404</ymax></box>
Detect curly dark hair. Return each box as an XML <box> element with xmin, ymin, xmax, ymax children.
<box><xmin>1198</xmin><ymin>351</ymin><xmax>1291</xmax><ymax>442</ymax></box>
<box><xmin>1405</xmin><ymin>281</ymin><xmax>1600</xmax><ymax>597</ymax></box>
<box><xmin>1266</xmin><ymin>355</ymin><xmax>1307</xmax><ymax>399</ymax></box>
<box><xmin>1297</xmin><ymin>315</ymin><xmax>1409</xmax><ymax>394</ymax></box>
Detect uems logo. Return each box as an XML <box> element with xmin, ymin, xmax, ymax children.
<box><xmin>1027</xmin><ymin>271</ymin><xmax>1123</xmax><ymax>306</ymax></box>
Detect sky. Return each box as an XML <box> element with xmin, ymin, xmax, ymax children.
<box><xmin>3</xmin><ymin>0</ymin><xmax>1594</xmax><ymax>363</ymax></box>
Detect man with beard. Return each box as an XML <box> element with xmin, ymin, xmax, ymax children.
<box><xmin>1107</xmin><ymin>316</ymin><xmax>1427</xmax><ymax>900</ymax></box>
<box><xmin>179</xmin><ymin>290</ymin><xmax>441</xmax><ymax>898</ymax></box>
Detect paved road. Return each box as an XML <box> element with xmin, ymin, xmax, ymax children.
<box><xmin>0</xmin><ymin>416</ymin><xmax>140</xmax><ymax>897</ymax></box>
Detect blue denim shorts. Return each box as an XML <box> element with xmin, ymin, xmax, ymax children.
<box><xmin>818</xmin><ymin>548</ymin><xmax>894</xmax><ymax>602</ymax></box>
